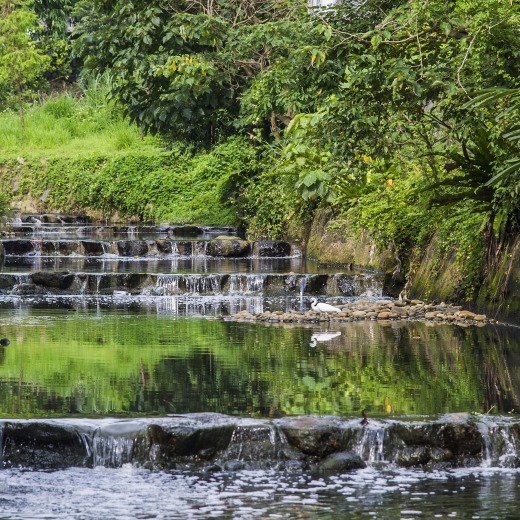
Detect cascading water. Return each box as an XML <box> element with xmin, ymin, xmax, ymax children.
<box><xmin>354</xmin><ymin>424</ymin><xmax>387</xmax><ymax>464</ymax></box>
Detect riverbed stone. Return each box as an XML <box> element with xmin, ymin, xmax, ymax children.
<box><xmin>395</xmin><ymin>446</ymin><xmax>431</xmax><ymax>467</ymax></box>
<box><xmin>81</xmin><ymin>240</ymin><xmax>104</xmax><ymax>256</ymax></box>
<box><xmin>1</xmin><ymin>413</ymin><xmax>518</xmax><ymax>472</ymax></box>
<box><xmin>225</xmin><ymin>296</ymin><xmax>494</xmax><ymax>327</ymax></box>
<box><xmin>206</xmin><ymin>236</ymin><xmax>250</xmax><ymax>257</ymax></box>
<box><xmin>319</xmin><ymin>451</ymin><xmax>366</xmax><ymax>472</ymax></box>
<box><xmin>277</xmin><ymin>416</ymin><xmax>346</xmax><ymax>457</ymax></box>
<box><xmin>252</xmin><ymin>241</ymin><xmax>292</xmax><ymax>257</ymax></box>
<box><xmin>2</xmin><ymin>239</ymin><xmax>34</xmax><ymax>255</ymax></box>
<box><xmin>169</xmin><ymin>225</ymin><xmax>203</xmax><ymax>236</ymax></box>
<box><xmin>31</xmin><ymin>271</ymin><xmax>75</xmax><ymax>290</ymax></box>
<box><xmin>2</xmin><ymin>421</ymin><xmax>92</xmax><ymax>469</ymax></box>
<box><xmin>117</xmin><ymin>240</ymin><xmax>149</xmax><ymax>257</ymax></box>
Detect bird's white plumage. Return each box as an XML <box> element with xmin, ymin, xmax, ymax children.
<box><xmin>310</xmin><ymin>297</ymin><xmax>342</xmax><ymax>313</ymax></box>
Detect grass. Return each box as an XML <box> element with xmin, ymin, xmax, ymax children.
<box><xmin>0</xmin><ymin>75</ymin><xmax>163</xmax><ymax>158</ymax></box>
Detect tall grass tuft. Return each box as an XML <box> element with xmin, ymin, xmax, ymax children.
<box><xmin>0</xmin><ymin>73</ymin><xmax>161</xmax><ymax>157</ymax></box>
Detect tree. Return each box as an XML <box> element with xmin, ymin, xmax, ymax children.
<box><xmin>72</xmin><ymin>0</ymin><xmax>316</xmax><ymax>143</ymax></box>
<box><xmin>33</xmin><ymin>0</ymin><xmax>79</xmax><ymax>85</ymax></box>
<box><xmin>281</xmin><ymin>0</ymin><xmax>520</xmax><ymax>223</ymax></box>
<box><xmin>0</xmin><ymin>0</ymin><xmax>51</xmax><ymax>129</ymax></box>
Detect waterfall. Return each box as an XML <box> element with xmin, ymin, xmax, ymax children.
<box><xmin>101</xmin><ymin>241</ymin><xmax>118</xmax><ymax>256</ymax></box>
<box><xmin>218</xmin><ymin>424</ymin><xmax>288</xmax><ymax>468</ymax></box>
<box><xmin>91</xmin><ymin>432</ymin><xmax>135</xmax><ymax>468</ymax></box>
<box><xmin>156</xmin><ymin>274</ymin><xmax>180</xmax><ymax>294</ymax></box>
<box><xmin>156</xmin><ymin>274</ymin><xmax>225</xmax><ymax>295</ymax></box>
<box><xmin>478</xmin><ymin>421</ymin><xmax>520</xmax><ymax>468</ymax></box>
<box><xmin>299</xmin><ymin>275</ymin><xmax>308</xmax><ymax>297</ymax></box>
<box><xmin>228</xmin><ymin>274</ymin><xmax>266</xmax><ymax>294</ymax></box>
<box><xmin>333</xmin><ymin>273</ymin><xmax>383</xmax><ymax>298</ymax></box>
<box><xmin>185</xmin><ymin>274</ymin><xmax>224</xmax><ymax>294</ymax></box>
<box><xmin>353</xmin><ymin>425</ymin><xmax>386</xmax><ymax>464</ymax></box>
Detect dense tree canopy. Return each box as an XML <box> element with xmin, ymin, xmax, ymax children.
<box><xmin>72</xmin><ymin>0</ymin><xmax>323</xmax><ymax>142</ymax></box>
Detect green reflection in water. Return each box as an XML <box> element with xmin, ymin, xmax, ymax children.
<box><xmin>0</xmin><ymin>308</ymin><xmax>518</xmax><ymax>418</ymax></box>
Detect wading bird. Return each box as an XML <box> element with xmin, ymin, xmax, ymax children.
<box><xmin>310</xmin><ymin>297</ymin><xmax>342</xmax><ymax>313</ymax></box>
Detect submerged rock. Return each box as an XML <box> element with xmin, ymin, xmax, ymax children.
<box><xmin>252</xmin><ymin>241</ymin><xmax>293</xmax><ymax>257</ymax></box>
<box><xmin>319</xmin><ymin>451</ymin><xmax>366</xmax><ymax>472</ymax></box>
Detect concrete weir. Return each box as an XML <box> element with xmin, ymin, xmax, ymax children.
<box><xmin>0</xmin><ymin>271</ymin><xmax>383</xmax><ymax>297</ymax></box>
<box><xmin>1</xmin><ymin>413</ymin><xmax>519</xmax><ymax>472</ymax></box>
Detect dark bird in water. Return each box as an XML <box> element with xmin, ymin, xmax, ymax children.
<box><xmin>0</xmin><ymin>338</ymin><xmax>10</xmax><ymax>347</ymax></box>
<box><xmin>360</xmin><ymin>409</ymin><xmax>368</xmax><ymax>426</ymax></box>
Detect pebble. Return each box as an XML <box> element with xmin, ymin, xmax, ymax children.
<box><xmin>222</xmin><ymin>299</ymin><xmax>493</xmax><ymax>325</ymax></box>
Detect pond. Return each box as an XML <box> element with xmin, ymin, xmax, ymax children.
<box><xmin>0</xmin><ymin>218</ymin><xmax>519</xmax><ymax>519</ymax></box>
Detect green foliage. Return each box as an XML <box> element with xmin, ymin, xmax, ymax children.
<box><xmin>0</xmin><ymin>0</ymin><xmax>52</xmax><ymax>126</ymax></box>
<box><xmin>0</xmin><ymin>74</ymin><xmax>155</xmax><ymax>155</ymax></box>
<box><xmin>0</xmin><ymin>134</ymin><xmax>256</xmax><ymax>225</ymax></box>
<box><xmin>72</xmin><ymin>0</ymin><xmax>311</xmax><ymax>142</ymax></box>
<box><xmin>239</xmin><ymin>172</ymin><xmax>297</xmax><ymax>240</ymax></box>
<box><xmin>0</xmin><ymin>192</ymin><xmax>10</xmax><ymax>216</ymax></box>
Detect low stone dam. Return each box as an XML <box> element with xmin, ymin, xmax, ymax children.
<box><xmin>2</xmin><ymin>413</ymin><xmax>519</xmax><ymax>472</ymax></box>
<box><xmin>0</xmin><ymin>271</ymin><xmax>382</xmax><ymax>297</ymax></box>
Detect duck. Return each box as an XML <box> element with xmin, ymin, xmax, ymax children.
<box><xmin>310</xmin><ymin>297</ymin><xmax>342</xmax><ymax>313</ymax></box>
<box><xmin>360</xmin><ymin>409</ymin><xmax>368</xmax><ymax>426</ymax></box>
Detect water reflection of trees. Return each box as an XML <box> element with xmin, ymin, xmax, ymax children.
<box><xmin>0</xmin><ymin>315</ymin><xmax>519</xmax><ymax>418</ymax></box>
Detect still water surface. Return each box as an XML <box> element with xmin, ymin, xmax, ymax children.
<box><xmin>0</xmin><ymin>302</ymin><xmax>518</xmax><ymax>418</ymax></box>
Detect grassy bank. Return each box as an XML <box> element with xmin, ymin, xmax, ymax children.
<box><xmin>0</xmin><ymin>80</ymin><xmax>257</xmax><ymax>226</ymax></box>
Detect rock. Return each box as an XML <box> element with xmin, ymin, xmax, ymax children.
<box><xmin>81</xmin><ymin>240</ymin><xmax>104</xmax><ymax>256</ymax></box>
<box><xmin>170</xmin><ymin>225</ymin><xmax>203</xmax><ymax>237</ymax></box>
<box><xmin>2</xmin><ymin>240</ymin><xmax>35</xmax><ymax>255</ymax></box>
<box><xmin>40</xmin><ymin>214</ymin><xmax>61</xmax><ymax>224</ymax></box>
<box><xmin>117</xmin><ymin>240</ymin><xmax>149</xmax><ymax>257</ymax></box>
<box><xmin>319</xmin><ymin>451</ymin><xmax>366</xmax><ymax>472</ymax></box>
<box><xmin>11</xmin><ymin>283</ymin><xmax>47</xmax><ymax>295</ymax></box>
<box><xmin>252</xmin><ymin>241</ymin><xmax>292</xmax><ymax>257</ymax></box>
<box><xmin>31</xmin><ymin>271</ymin><xmax>75</xmax><ymax>290</ymax></box>
<box><xmin>377</xmin><ymin>311</ymin><xmax>390</xmax><ymax>319</ymax></box>
<box><xmin>396</xmin><ymin>446</ymin><xmax>431</xmax><ymax>467</ymax></box>
<box><xmin>206</xmin><ymin>237</ymin><xmax>250</xmax><ymax>257</ymax></box>
<box><xmin>455</xmin><ymin>310</ymin><xmax>477</xmax><ymax>319</ymax></box>
<box><xmin>277</xmin><ymin>416</ymin><xmax>345</xmax><ymax>457</ymax></box>
<box><xmin>2</xmin><ymin>421</ymin><xmax>92</xmax><ymax>469</ymax></box>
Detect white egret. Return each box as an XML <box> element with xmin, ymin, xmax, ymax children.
<box><xmin>310</xmin><ymin>297</ymin><xmax>342</xmax><ymax>313</ymax></box>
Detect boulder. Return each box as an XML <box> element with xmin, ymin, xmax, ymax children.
<box><xmin>31</xmin><ymin>271</ymin><xmax>75</xmax><ymax>290</ymax></box>
<box><xmin>117</xmin><ymin>240</ymin><xmax>149</xmax><ymax>257</ymax></box>
<box><xmin>319</xmin><ymin>451</ymin><xmax>366</xmax><ymax>472</ymax></box>
<box><xmin>252</xmin><ymin>241</ymin><xmax>292</xmax><ymax>257</ymax></box>
<box><xmin>206</xmin><ymin>237</ymin><xmax>250</xmax><ymax>257</ymax></box>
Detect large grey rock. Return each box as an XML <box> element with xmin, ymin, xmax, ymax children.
<box><xmin>206</xmin><ymin>237</ymin><xmax>250</xmax><ymax>257</ymax></box>
<box><xmin>31</xmin><ymin>271</ymin><xmax>75</xmax><ymax>290</ymax></box>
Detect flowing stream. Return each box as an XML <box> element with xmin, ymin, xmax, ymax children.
<box><xmin>0</xmin><ymin>215</ymin><xmax>519</xmax><ymax>519</ymax></box>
